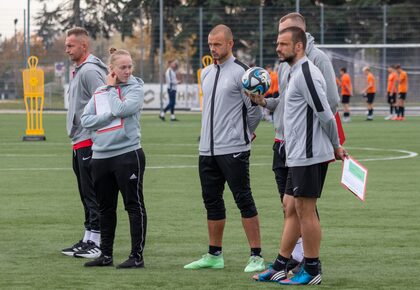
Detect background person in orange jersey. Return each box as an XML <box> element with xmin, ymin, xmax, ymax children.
<box><xmin>385</xmin><ymin>65</ymin><xmax>398</xmax><ymax>120</ymax></box>
<box><xmin>263</xmin><ymin>64</ymin><xmax>279</xmax><ymax>122</ymax></box>
<box><xmin>339</xmin><ymin>67</ymin><xmax>353</xmax><ymax>122</ymax></box>
<box><xmin>394</xmin><ymin>64</ymin><xmax>409</xmax><ymax>120</ymax></box>
<box><xmin>362</xmin><ymin>66</ymin><xmax>376</xmax><ymax>121</ymax></box>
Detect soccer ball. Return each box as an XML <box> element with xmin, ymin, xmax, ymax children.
<box><xmin>241</xmin><ymin>67</ymin><xmax>271</xmax><ymax>95</ymax></box>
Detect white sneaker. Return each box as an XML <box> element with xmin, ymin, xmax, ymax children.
<box><xmin>384</xmin><ymin>115</ymin><xmax>393</xmax><ymax>120</ymax></box>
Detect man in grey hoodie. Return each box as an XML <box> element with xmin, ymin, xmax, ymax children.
<box><xmin>61</xmin><ymin>27</ymin><xmax>108</xmax><ymax>258</ymax></box>
<box><xmin>184</xmin><ymin>24</ymin><xmax>264</xmax><ymax>273</ymax></box>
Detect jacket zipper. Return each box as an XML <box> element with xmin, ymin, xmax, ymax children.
<box><xmin>210</xmin><ymin>65</ymin><xmax>220</xmax><ymax>156</ymax></box>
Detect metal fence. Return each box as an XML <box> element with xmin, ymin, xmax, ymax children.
<box><xmin>1</xmin><ymin>4</ymin><xmax>420</xmax><ymax>109</ymax></box>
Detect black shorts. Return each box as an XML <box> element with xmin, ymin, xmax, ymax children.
<box><xmin>199</xmin><ymin>151</ymin><xmax>257</xmax><ymax>219</ymax></box>
<box><xmin>341</xmin><ymin>95</ymin><xmax>351</xmax><ymax>104</ymax></box>
<box><xmin>366</xmin><ymin>93</ymin><xmax>375</xmax><ymax>104</ymax></box>
<box><xmin>399</xmin><ymin>92</ymin><xmax>407</xmax><ymax>100</ymax></box>
<box><xmin>272</xmin><ymin>141</ymin><xmax>288</xmax><ymax>197</ymax></box>
<box><xmin>285</xmin><ymin>162</ymin><xmax>329</xmax><ymax>198</ymax></box>
<box><xmin>387</xmin><ymin>93</ymin><xmax>396</xmax><ymax>104</ymax></box>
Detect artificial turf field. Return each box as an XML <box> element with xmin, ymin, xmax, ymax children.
<box><xmin>0</xmin><ymin>112</ymin><xmax>419</xmax><ymax>289</ymax></box>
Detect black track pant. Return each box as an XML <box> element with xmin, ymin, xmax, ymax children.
<box><xmin>90</xmin><ymin>149</ymin><xmax>147</xmax><ymax>257</ymax></box>
<box><xmin>72</xmin><ymin>146</ymin><xmax>100</xmax><ymax>232</ymax></box>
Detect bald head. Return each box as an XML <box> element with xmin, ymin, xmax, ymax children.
<box><xmin>208</xmin><ymin>24</ymin><xmax>234</xmax><ymax>64</ymax></box>
<box><xmin>209</xmin><ymin>24</ymin><xmax>233</xmax><ymax>41</ymax></box>
<box><xmin>279</xmin><ymin>12</ymin><xmax>306</xmax><ymax>33</ymax></box>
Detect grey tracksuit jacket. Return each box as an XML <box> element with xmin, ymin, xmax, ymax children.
<box><xmin>80</xmin><ymin>76</ymin><xmax>144</xmax><ymax>159</ymax></box>
<box><xmin>199</xmin><ymin>55</ymin><xmax>262</xmax><ymax>156</ymax></box>
<box><xmin>66</xmin><ymin>54</ymin><xmax>108</xmax><ymax>144</ymax></box>
<box><xmin>284</xmin><ymin>56</ymin><xmax>339</xmax><ymax>167</ymax></box>
<box><xmin>266</xmin><ymin>33</ymin><xmax>340</xmax><ymax>141</ymax></box>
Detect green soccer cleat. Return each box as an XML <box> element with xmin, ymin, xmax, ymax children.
<box><xmin>184</xmin><ymin>253</ymin><xmax>224</xmax><ymax>269</ymax></box>
<box><xmin>244</xmin><ymin>255</ymin><xmax>265</xmax><ymax>272</ymax></box>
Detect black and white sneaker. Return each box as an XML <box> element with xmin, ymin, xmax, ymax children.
<box><xmin>84</xmin><ymin>255</ymin><xmax>113</xmax><ymax>267</ymax></box>
<box><xmin>61</xmin><ymin>240</ymin><xmax>88</xmax><ymax>257</ymax></box>
<box><xmin>116</xmin><ymin>254</ymin><xmax>144</xmax><ymax>269</ymax></box>
<box><xmin>74</xmin><ymin>240</ymin><xmax>101</xmax><ymax>259</ymax></box>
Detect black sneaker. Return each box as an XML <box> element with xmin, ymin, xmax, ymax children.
<box><xmin>74</xmin><ymin>240</ymin><xmax>102</xmax><ymax>259</ymax></box>
<box><xmin>84</xmin><ymin>255</ymin><xmax>113</xmax><ymax>267</ymax></box>
<box><xmin>61</xmin><ymin>240</ymin><xmax>87</xmax><ymax>257</ymax></box>
<box><xmin>159</xmin><ymin>115</ymin><xmax>165</xmax><ymax>121</ymax></box>
<box><xmin>288</xmin><ymin>259</ymin><xmax>322</xmax><ymax>276</ymax></box>
<box><xmin>286</xmin><ymin>258</ymin><xmax>300</xmax><ymax>273</ymax></box>
<box><xmin>116</xmin><ymin>254</ymin><xmax>144</xmax><ymax>269</ymax></box>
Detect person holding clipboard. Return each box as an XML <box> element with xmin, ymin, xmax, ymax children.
<box><xmin>81</xmin><ymin>48</ymin><xmax>147</xmax><ymax>269</ymax></box>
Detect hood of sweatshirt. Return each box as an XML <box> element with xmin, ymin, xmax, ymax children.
<box><xmin>74</xmin><ymin>54</ymin><xmax>108</xmax><ymax>75</ymax></box>
<box><xmin>305</xmin><ymin>32</ymin><xmax>315</xmax><ymax>56</ymax></box>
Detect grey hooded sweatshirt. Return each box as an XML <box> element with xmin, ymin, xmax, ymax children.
<box><xmin>66</xmin><ymin>54</ymin><xmax>108</xmax><ymax>144</ymax></box>
<box><xmin>199</xmin><ymin>55</ymin><xmax>262</xmax><ymax>156</ymax></box>
<box><xmin>266</xmin><ymin>33</ymin><xmax>340</xmax><ymax>141</ymax></box>
<box><xmin>80</xmin><ymin>76</ymin><xmax>144</xmax><ymax>159</ymax></box>
<box><xmin>284</xmin><ymin>56</ymin><xmax>339</xmax><ymax>167</ymax></box>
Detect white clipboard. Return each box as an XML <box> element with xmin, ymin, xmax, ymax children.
<box><xmin>94</xmin><ymin>87</ymin><xmax>123</xmax><ymax>133</ymax></box>
<box><xmin>341</xmin><ymin>156</ymin><xmax>368</xmax><ymax>201</ymax></box>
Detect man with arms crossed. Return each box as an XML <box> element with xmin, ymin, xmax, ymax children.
<box><xmin>385</xmin><ymin>65</ymin><xmax>398</xmax><ymax>120</ymax></box>
<box><xmin>61</xmin><ymin>27</ymin><xmax>107</xmax><ymax>259</ymax></box>
<box><xmin>184</xmin><ymin>24</ymin><xmax>264</xmax><ymax>272</ymax></box>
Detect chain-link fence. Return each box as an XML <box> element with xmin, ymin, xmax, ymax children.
<box><xmin>1</xmin><ymin>4</ymin><xmax>420</xmax><ymax>109</ymax></box>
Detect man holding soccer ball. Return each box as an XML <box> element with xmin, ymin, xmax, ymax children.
<box><xmin>184</xmin><ymin>24</ymin><xmax>264</xmax><ymax>273</ymax></box>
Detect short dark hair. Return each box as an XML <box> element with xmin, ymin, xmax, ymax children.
<box><xmin>279</xmin><ymin>26</ymin><xmax>307</xmax><ymax>50</ymax></box>
<box><xmin>66</xmin><ymin>27</ymin><xmax>89</xmax><ymax>38</ymax></box>
<box><xmin>279</xmin><ymin>12</ymin><xmax>306</xmax><ymax>31</ymax></box>
<box><xmin>395</xmin><ymin>64</ymin><xmax>402</xmax><ymax>69</ymax></box>
<box><xmin>340</xmin><ymin>67</ymin><xmax>347</xmax><ymax>73</ymax></box>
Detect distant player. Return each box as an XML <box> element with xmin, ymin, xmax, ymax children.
<box><xmin>160</xmin><ymin>60</ymin><xmax>180</xmax><ymax>121</ymax></box>
<box><xmin>184</xmin><ymin>24</ymin><xmax>264</xmax><ymax>273</ymax></box>
<box><xmin>362</xmin><ymin>66</ymin><xmax>376</xmax><ymax>121</ymax></box>
<box><xmin>339</xmin><ymin>67</ymin><xmax>353</xmax><ymax>122</ymax></box>
<box><xmin>394</xmin><ymin>64</ymin><xmax>409</xmax><ymax>120</ymax></box>
<box><xmin>385</xmin><ymin>65</ymin><xmax>398</xmax><ymax>120</ymax></box>
<box><xmin>61</xmin><ymin>27</ymin><xmax>107</xmax><ymax>258</ymax></box>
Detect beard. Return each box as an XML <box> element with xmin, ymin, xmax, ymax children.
<box><xmin>278</xmin><ymin>44</ymin><xmax>297</xmax><ymax>65</ymax></box>
<box><xmin>279</xmin><ymin>54</ymin><xmax>295</xmax><ymax>64</ymax></box>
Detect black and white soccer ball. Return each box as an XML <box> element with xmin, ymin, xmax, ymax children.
<box><xmin>241</xmin><ymin>67</ymin><xmax>271</xmax><ymax>95</ymax></box>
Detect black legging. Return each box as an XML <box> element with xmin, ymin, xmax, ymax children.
<box><xmin>90</xmin><ymin>148</ymin><xmax>147</xmax><ymax>257</ymax></box>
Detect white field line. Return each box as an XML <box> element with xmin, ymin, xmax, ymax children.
<box><xmin>0</xmin><ymin>147</ymin><xmax>417</xmax><ymax>171</ymax></box>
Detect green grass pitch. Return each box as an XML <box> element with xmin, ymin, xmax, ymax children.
<box><xmin>0</xmin><ymin>113</ymin><xmax>419</xmax><ymax>289</ymax></box>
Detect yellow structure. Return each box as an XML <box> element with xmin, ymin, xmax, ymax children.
<box><xmin>22</xmin><ymin>56</ymin><xmax>46</xmax><ymax>141</ymax></box>
<box><xmin>197</xmin><ymin>55</ymin><xmax>213</xmax><ymax>110</ymax></box>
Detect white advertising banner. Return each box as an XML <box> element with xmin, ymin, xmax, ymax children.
<box><xmin>64</xmin><ymin>83</ymin><xmax>200</xmax><ymax>110</ymax></box>
<box><xmin>143</xmin><ymin>83</ymin><xmax>200</xmax><ymax>110</ymax></box>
